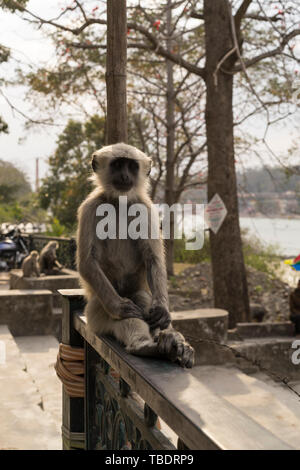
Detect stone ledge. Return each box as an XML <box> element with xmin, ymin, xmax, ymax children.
<box><xmin>0</xmin><ymin>289</ymin><xmax>52</xmax><ymax>296</ymax></box>
<box><xmin>229</xmin><ymin>337</ymin><xmax>300</xmax><ymax>380</ymax></box>
<box><xmin>171</xmin><ymin>308</ymin><xmax>229</xmax><ymax>366</ymax></box>
<box><xmin>232</xmin><ymin>321</ymin><xmax>295</xmax><ymax>339</ymax></box>
<box><xmin>0</xmin><ymin>289</ymin><xmax>53</xmax><ymax>336</ymax></box>
<box><xmin>9</xmin><ymin>269</ymin><xmax>80</xmax><ymax>308</ymax></box>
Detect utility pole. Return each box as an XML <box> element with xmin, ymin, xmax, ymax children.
<box><xmin>106</xmin><ymin>0</ymin><xmax>127</xmax><ymax>144</ymax></box>
<box><xmin>35</xmin><ymin>158</ymin><xmax>39</xmax><ymax>192</ymax></box>
<box><xmin>165</xmin><ymin>0</ymin><xmax>176</xmax><ymax>276</ymax></box>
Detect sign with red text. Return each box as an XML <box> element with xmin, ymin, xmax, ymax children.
<box><xmin>205</xmin><ymin>193</ymin><xmax>227</xmax><ymax>234</ymax></box>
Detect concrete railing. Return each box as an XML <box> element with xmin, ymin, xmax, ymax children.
<box><xmin>59</xmin><ymin>289</ymin><xmax>293</xmax><ymax>451</ymax></box>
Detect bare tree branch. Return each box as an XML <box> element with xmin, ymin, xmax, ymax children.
<box><xmin>234</xmin><ymin>0</ymin><xmax>253</xmax><ymax>32</ymax></box>
<box><xmin>8</xmin><ymin>0</ymin><xmax>206</xmax><ymax>79</ymax></box>
<box><xmin>234</xmin><ymin>28</ymin><xmax>300</xmax><ymax>72</ymax></box>
<box><xmin>127</xmin><ymin>21</ymin><xmax>205</xmax><ymax>78</ymax></box>
<box><xmin>244</xmin><ymin>13</ymin><xmax>282</xmax><ymax>22</ymax></box>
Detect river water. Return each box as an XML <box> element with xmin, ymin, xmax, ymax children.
<box><xmin>177</xmin><ymin>213</ymin><xmax>299</xmax><ymax>258</ymax></box>
<box><xmin>240</xmin><ymin>217</ymin><xmax>300</xmax><ymax>258</ymax></box>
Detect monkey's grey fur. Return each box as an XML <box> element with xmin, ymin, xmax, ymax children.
<box><xmin>77</xmin><ymin>143</ymin><xmax>194</xmax><ymax>368</ymax></box>
<box><xmin>22</xmin><ymin>250</ymin><xmax>40</xmax><ymax>278</ymax></box>
<box><xmin>39</xmin><ymin>241</ymin><xmax>63</xmax><ymax>275</ymax></box>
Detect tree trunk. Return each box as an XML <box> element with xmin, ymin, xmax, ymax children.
<box><xmin>164</xmin><ymin>0</ymin><xmax>176</xmax><ymax>276</ymax></box>
<box><xmin>106</xmin><ymin>0</ymin><xmax>127</xmax><ymax>144</ymax></box>
<box><xmin>204</xmin><ymin>0</ymin><xmax>250</xmax><ymax>328</ymax></box>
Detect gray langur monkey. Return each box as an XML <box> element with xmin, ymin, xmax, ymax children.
<box><xmin>39</xmin><ymin>241</ymin><xmax>63</xmax><ymax>275</ymax></box>
<box><xmin>76</xmin><ymin>143</ymin><xmax>194</xmax><ymax>368</ymax></box>
<box><xmin>22</xmin><ymin>250</ymin><xmax>40</xmax><ymax>278</ymax></box>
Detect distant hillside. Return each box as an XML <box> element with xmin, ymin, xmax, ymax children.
<box><xmin>178</xmin><ymin>166</ymin><xmax>300</xmax><ymax>216</ymax></box>
<box><xmin>237</xmin><ymin>166</ymin><xmax>300</xmax><ymax>194</ymax></box>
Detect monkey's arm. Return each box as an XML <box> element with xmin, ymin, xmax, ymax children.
<box><xmin>34</xmin><ymin>262</ymin><xmax>40</xmax><ymax>277</ymax></box>
<box><xmin>77</xmin><ymin>200</ymin><xmax>143</xmax><ymax>321</ymax></box>
<box><xmin>141</xmin><ymin>237</ymin><xmax>171</xmax><ymax>330</ymax></box>
<box><xmin>54</xmin><ymin>259</ymin><xmax>63</xmax><ymax>270</ymax></box>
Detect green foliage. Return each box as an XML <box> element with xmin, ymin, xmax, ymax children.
<box><xmin>0</xmin><ymin>160</ymin><xmax>31</xmax><ymax>203</ymax></box>
<box><xmin>0</xmin><ymin>193</ymin><xmax>47</xmax><ymax>224</ymax></box>
<box><xmin>38</xmin><ymin>115</ymin><xmax>106</xmax><ymax>230</ymax></box>
<box><xmin>174</xmin><ymin>234</ymin><xmax>211</xmax><ymax>264</ymax></box>
<box><xmin>0</xmin><ymin>201</ymin><xmax>22</xmax><ymax>223</ymax></box>
<box><xmin>0</xmin><ymin>0</ymin><xmax>28</xmax><ymax>12</ymax></box>
<box><xmin>174</xmin><ymin>229</ymin><xmax>280</xmax><ymax>277</ymax></box>
<box><xmin>45</xmin><ymin>217</ymin><xmax>69</xmax><ymax>237</ymax></box>
<box><xmin>0</xmin><ymin>161</ymin><xmax>48</xmax><ymax>224</ymax></box>
<box><xmin>18</xmin><ymin>193</ymin><xmax>48</xmax><ymax>223</ymax></box>
<box><xmin>242</xmin><ymin>233</ymin><xmax>281</xmax><ymax>278</ymax></box>
<box><xmin>39</xmin><ymin>113</ymin><xmax>151</xmax><ymax>230</ymax></box>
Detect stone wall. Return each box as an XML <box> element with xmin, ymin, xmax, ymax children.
<box><xmin>9</xmin><ymin>269</ymin><xmax>80</xmax><ymax>308</ymax></box>
<box><xmin>0</xmin><ymin>290</ymin><xmax>53</xmax><ymax>336</ymax></box>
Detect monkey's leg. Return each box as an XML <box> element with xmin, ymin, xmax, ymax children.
<box><xmin>113</xmin><ymin>318</ymin><xmax>163</xmax><ymax>358</ymax></box>
<box><xmin>113</xmin><ymin>318</ymin><xmax>194</xmax><ymax>368</ymax></box>
<box><xmin>85</xmin><ymin>296</ymin><xmax>156</xmax><ymax>357</ymax></box>
<box><xmin>86</xmin><ymin>296</ymin><xmax>193</xmax><ymax>367</ymax></box>
<box><xmin>156</xmin><ymin>327</ymin><xmax>195</xmax><ymax>369</ymax></box>
<box><xmin>85</xmin><ymin>295</ymin><xmax>112</xmax><ymax>336</ymax></box>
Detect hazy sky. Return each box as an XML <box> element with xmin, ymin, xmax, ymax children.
<box><xmin>0</xmin><ymin>1</ymin><xmax>299</xmax><ymax>189</ymax></box>
<box><xmin>0</xmin><ymin>1</ymin><xmax>61</xmax><ymax>187</ymax></box>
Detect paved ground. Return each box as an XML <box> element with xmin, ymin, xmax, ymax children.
<box><xmin>1</xmin><ymin>324</ymin><xmax>300</xmax><ymax>449</ymax></box>
<box><xmin>0</xmin><ymin>326</ymin><xmax>61</xmax><ymax>450</ymax></box>
<box><xmin>15</xmin><ymin>335</ymin><xmax>62</xmax><ymax>429</ymax></box>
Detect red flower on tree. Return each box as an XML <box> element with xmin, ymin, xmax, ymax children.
<box><xmin>153</xmin><ymin>20</ymin><xmax>161</xmax><ymax>31</ymax></box>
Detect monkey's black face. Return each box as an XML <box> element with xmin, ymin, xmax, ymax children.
<box><xmin>109</xmin><ymin>157</ymin><xmax>139</xmax><ymax>192</ymax></box>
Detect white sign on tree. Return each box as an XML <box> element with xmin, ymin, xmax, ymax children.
<box><xmin>205</xmin><ymin>193</ymin><xmax>227</xmax><ymax>234</ymax></box>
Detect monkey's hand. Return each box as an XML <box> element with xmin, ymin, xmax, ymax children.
<box><xmin>119</xmin><ymin>298</ymin><xmax>144</xmax><ymax>321</ymax></box>
<box><xmin>147</xmin><ymin>305</ymin><xmax>171</xmax><ymax>331</ymax></box>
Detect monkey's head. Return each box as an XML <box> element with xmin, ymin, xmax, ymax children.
<box><xmin>30</xmin><ymin>250</ymin><xmax>39</xmax><ymax>258</ymax></box>
<box><xmin>48</xmin><ymin>241</ymin><xmax>58</xmax><ymax>253</ymax></box>
<box><xmin>91</xmin><ymin>143</ymin><xmax>152</xmax><ymax>198</ymax></box>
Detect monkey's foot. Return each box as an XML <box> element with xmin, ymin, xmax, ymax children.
<box><xmin>157</xmin><ymin>330</ymin><xmax>194</xmax><ymax>368</ymax></box>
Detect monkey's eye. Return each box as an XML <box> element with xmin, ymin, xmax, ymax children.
<box><xmin>111</xmin><ymin>158</ymin><xmax>122</xmax><ymax>171</ymax></box>
<box><xmin>128</xmin><ymin>160</ymin><xmax>139</xmax><ymax>173</ymax></box>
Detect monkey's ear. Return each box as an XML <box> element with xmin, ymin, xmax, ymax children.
<box><xmin>91</xmin><ymin>153</ymin><xmax>98</xmax><ymax>172</ymax></box>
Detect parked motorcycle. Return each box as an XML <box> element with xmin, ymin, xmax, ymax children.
<box><xmin>0</xmin><ymin>227</ymin><xmax>29</xmax><ymax>271</ymax></box>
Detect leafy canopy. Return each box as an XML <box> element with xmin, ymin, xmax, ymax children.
<box><xmin>0</xmin><ymin>159</ymin><xmax>31</xmax><ymax>203</ymax></box>
<box><xmin>39</xmin><ymin>114</ymin><xmax>106</xmax><ymax>230</ymax></box>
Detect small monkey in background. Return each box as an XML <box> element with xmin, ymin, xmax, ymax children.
<box><xmin>39</xmin><ymin>241</ymin><xmax>63</xmax><ymax>275</ymax></box>
<box><xmin>22</xmin><ymin>250</ymin><xmax>40</xmax><ymax>278</ymax></box>
<box><xmin>77</xmin><ymin>143</ymin><xmax>194</xmax><ymax>368</ymax></box>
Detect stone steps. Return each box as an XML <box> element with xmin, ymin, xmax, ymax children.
<box><xmin>14</xmin><ymin>335</ymin><xmax>62</xmax><ymax>428</ymax></box>
<box><xmin>0</xmin><ymin>326</ymin><xmax>61</xmax><ymax>450</ymax></box>
<box><xmin>1</xmin><ymin>301</ymin><xmax>300</xmax><ymax>449</ymax></box>
<box><xmin>229</xmin><ymin>336</ymin><xmax>300</xmax><ymax>379</ymax></box>
<box><xmin>191</xmin><ymin>365</ymin><xmax>300</xmax><ymax>449</ymax></box>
